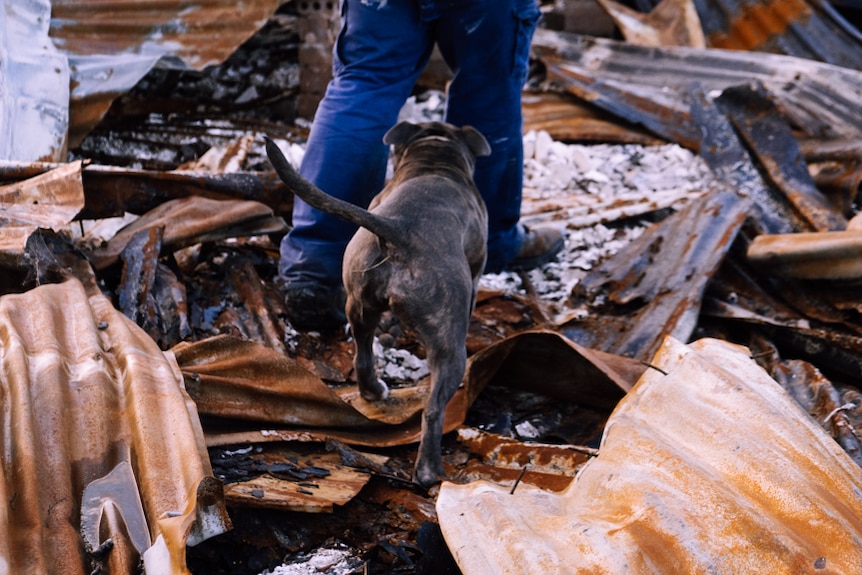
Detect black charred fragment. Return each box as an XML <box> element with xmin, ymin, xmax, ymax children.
<box><xmin>152</xmin><ymin>261</ymin><xmax>192</xmax><ymax>348</ymax></box>
<box><xmin>118</xmin><ymin>226</ymin><xmax>185</xmax><ymax>347</ymax></box>
<box><xmin>226</xmin><ymin>260</ymin><xmax>287</xmax><ymax>354</ymax></box>
<box><xmin>717</xmin><ymin>83</ymin><xmax>848</xmax><ymax>232</ymax></box>
<box><xmin>687</xmin><ymin>84</ymin><xmax>799</xmax><ymax>235</ymax></box>
<box><xmin>118</xmin><ymin>226</ymin><xmax>163</xmax><ymax>322</ymax></box>
<box><xmin>0</xmin><ymin>162</ymin><xmax>292</xmax><ymax>221</ymax></box>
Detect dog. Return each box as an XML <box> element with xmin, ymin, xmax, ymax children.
<box><xmin>265</xmin><ymin>121</ymin><xmax>490</xmax><ymax>486</ymax></box>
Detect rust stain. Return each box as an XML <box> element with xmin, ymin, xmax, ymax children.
<box><xmin>709</xmin><ymin>0</ymin><xmax>812</xmax><ymax>51</ymax></box>
<box><xmin>438</xmin><ymin>337</ymin><xmax>862</xmax><ymax>574</ymax></box>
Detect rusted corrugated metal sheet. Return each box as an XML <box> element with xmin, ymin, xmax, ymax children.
<box><xmin>176</xmin><ymin>331</ymin><xmax>637</xmax><ymax>448</ymax></box>
<box><xmin>563</xmin><ymin>186</ymin><xmax>750</xmax><ymax>361</ymax></box>
<box><xmin>532</xmin><ymin>29</ymin><xmax>862</xmax><ymax>149</ymax></box>
<box><xmin>0</xmin><ymin>278</ymin><xmax>230</xmax><ymax>575</ymax></box>
<box><xmin>49</xmin><ymin>0</ymin><xmax>280</xmax><ymax>70</ymax></box>
<box><xmin>437</xmin><ymin>337</ymin><xmax>862</xmax><ymax>575</ymax></box>
<box><xmin>704</xmin><ymin>255</ymin><xmax>862</xmax><ymax>381</ymax></box>
<box><xmin>747</xmin><ymin>231</ymin><xmax>862</xmax><ymax>278</ymax></box>
<box><xmin>521</xmin><ymin>91</ymin><xmax>665</xmax><ymax>145</ymax></box>
<box><xmin>50</xmin><ymin>0</ymin><xmax>281</xmax><ymax>149</ymax></box>
<box><xmin>695</xmin><ymin>0</ymin><xmax>862</xmax><ymax>69</ymax></box>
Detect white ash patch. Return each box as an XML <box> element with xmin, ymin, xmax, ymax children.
<box><xmin>374</xmin><ymin>337</ymin><xmax>429</xmax><ymax>384</ymax></box>
<box><xmin>478</xmin><ymin>130</ymin><xmax>720</xmax><ymax>305</ymax></box>
<box><xmin>258</xmin><ymin>545</ymin><xmax>363</xmax><ymax>575</ymax></box>
<box><xmin>522</xmin><ymin>129</ymin><xmax>714</xmax><ymax>203</ymax></box>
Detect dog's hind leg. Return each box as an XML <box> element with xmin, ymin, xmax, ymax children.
<box><xmin>413</xmin><ymin>334</ymin><xmax>468</xmax><ymax>487</ymax></box>
<box><xmin>346</xmin><ymin>296</ymin><xmax>389</xmax><ymax>402</ymax></box>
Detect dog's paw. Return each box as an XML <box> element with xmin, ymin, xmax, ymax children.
<box><xmin>412</xmin><ymin>462</ymin><xmax>445</xmax><ymax>489</ymax></box>
<box><xmin>359</xmin><ymin>378</ymin><xmax>389</xmax><ymax>402</ymax></box>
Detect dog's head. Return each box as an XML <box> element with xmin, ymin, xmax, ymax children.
<box><xmin>383</xmin><ymin>121</ymin><xmax>491</xmax><ymax>173</ymax></box>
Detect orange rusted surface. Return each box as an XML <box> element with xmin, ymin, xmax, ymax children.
<box><xmin>0</xmin><ymin>278</ymin><xmax>230</xmax><ymax>574</ymax></box>
<box><xmin>708</xmin><ymin>0</ymin><xmax>811</xmax><ymax>51</ymax></box>
<box><xmin>438</xmin><ymin>337</ymin><xmax>862</xmax><ymax>574</ymax></box>
<box><xmin>50</xmin><ymin>0</ymin><xmax>275</xmax><ymax>70</ymax></box>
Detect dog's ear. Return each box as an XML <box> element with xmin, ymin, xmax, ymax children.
<box><xmin>383</xmin><ymin>122</ymin><xmax>424</xmax><ymax>146</ymax></box>
<box><xmin>460</xmin><ymin>126</ymin><xmax>491</xmax><ymax>158</ymax></box>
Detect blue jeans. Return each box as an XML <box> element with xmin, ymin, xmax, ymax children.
<box><xmin>279</xmin><ymin>0</ymin><xmax>541</xmax><ymax>288</ymax></box>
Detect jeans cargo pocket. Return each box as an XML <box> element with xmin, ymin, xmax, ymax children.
<box><xmin>511</xmin><ymin>0</ymin><xmax>540</xmax><ymax>80</ymax></box>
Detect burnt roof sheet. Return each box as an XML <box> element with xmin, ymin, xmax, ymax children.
<box><xmin>438</xmin><ymin>337</ymin><xmax>862</xmax><ymax>574</ymax></box>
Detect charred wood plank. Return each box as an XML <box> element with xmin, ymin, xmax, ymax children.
<box><xmin>688</xmin><ymin>84</ymin><xmax>799</xmax><ymax>235</ymax></box>
<box><xmin>718</xmin><ymin>83</ymin><xmax>847</xmax><ymax>232</ymax></box>
<box><xmin>118</xmin><ymin>226</ymin><xmax>163</xmax><ymax>343</ymax></box>
<box><xmin>0</xmin><ymin>161</ymin><xmax>291</xmax><ymax>220</ymax></box>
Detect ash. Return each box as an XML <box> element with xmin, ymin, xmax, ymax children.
<box><xmin>259</xmin><ymin>545</ymin><xmax>363</xmax><ymax>575</ymax></box>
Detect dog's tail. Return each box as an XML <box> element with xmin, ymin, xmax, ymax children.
<box><xmin>265</xmin><ymin>137</ymin><xmax>401</xmax><ymax>244</ymax></box>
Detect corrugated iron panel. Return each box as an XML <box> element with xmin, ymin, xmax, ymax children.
<box><xmin>0</xmin><ymin>278</ymin><xmax>230</xmax><ymax>575</ymax></box>
<box><xmin>50</xmin><ymin>0</ymin><xmax>279</xmax><ymax>69</ymax></box>
<box><xmin>747</xmin><ymin>231</ymin><xmax>862</xmax><ymax>278</ymax></box>
<box><xmin>437</xmin><ymin>337</ymin><xmax>862</xmax><ymax>574</ymax></box>
<box><xmin>695</xmin><ymin>0</ymin><xmax>862</xmax><ymax>69</ymax></box>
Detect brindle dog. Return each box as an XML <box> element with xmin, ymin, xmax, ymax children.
<box><xmin>266</xmin><ymin>121</ymin><xmax>490</xmax><ymax>486</ymax></box>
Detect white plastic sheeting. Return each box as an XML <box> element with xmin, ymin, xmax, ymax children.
<box><xmin>0</xmin><ymin>0</ymin><xmax>69</xmax><ymax>162</ymax></box>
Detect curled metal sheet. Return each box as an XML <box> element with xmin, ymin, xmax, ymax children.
<box><xmin>0</xmin><ymin>278</ymin><xmax>230</xmax><ymax>574</ymax></box>
<box><xmin>0</xmin><ymin>161</ymin><xmax>85</xmax><ymax>268</ymax></box>
<box><xmin>437</xmin><ymin>337</ymin><xmax>862</xmax><ymax>575</ymax></box>
<box><xmin>596</xmin><ymin>0</ymin><xmax>706</xmax><ymax>47</ymax></box>
<box><xmin>532</xmin><ymin>29</ymin><xmax>862</xmax><ymax>149</ymax></box>
<box><xmin>177</xmin><ymin>331</ymin><xmax>638</xmax><ymax>448</ymax></box>
<box><xmin>49</xmin><ymin>0</ymin><xmax>281</xmax><ymax>148</ymax></box>
<box><xmin>747</xmin><ymin>231</ymin><xmax>862</xmax><ymax>278</ymax></box>
<box><xmin>85</xmin><ymin>195</ymin><xmax>285</xmax><ymax>270</ymax></box>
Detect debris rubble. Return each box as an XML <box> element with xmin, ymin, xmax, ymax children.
<box><xmin>1</xmin><ymin>1</ymin><xmax>862</xmax><ymax>573</ymax></box>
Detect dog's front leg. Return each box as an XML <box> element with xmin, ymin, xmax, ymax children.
<box><xmin>413</xmin><ymin>344</ymin><xmax>467</xmax><ymax>487</ymax></box>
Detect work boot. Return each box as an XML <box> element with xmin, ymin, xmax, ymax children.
<box><xmin>283</xmin><ymin>284</ymin><xmax>347</xmax><ymax>333</ymax></box>
<box><xmin>505</xmin><ymin>224</ymin><xmax>565</xmax><ymax>271</ymax></box>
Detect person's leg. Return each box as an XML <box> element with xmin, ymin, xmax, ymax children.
<box><xmin>279</xmin><ymin>0</ymin><xmax>435</xmax><ymax>330</ymax></box>
<box><xmin>435</xmin><ymin>0</ymin><xmax>560</xmax><ymax>273</ymax></box>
